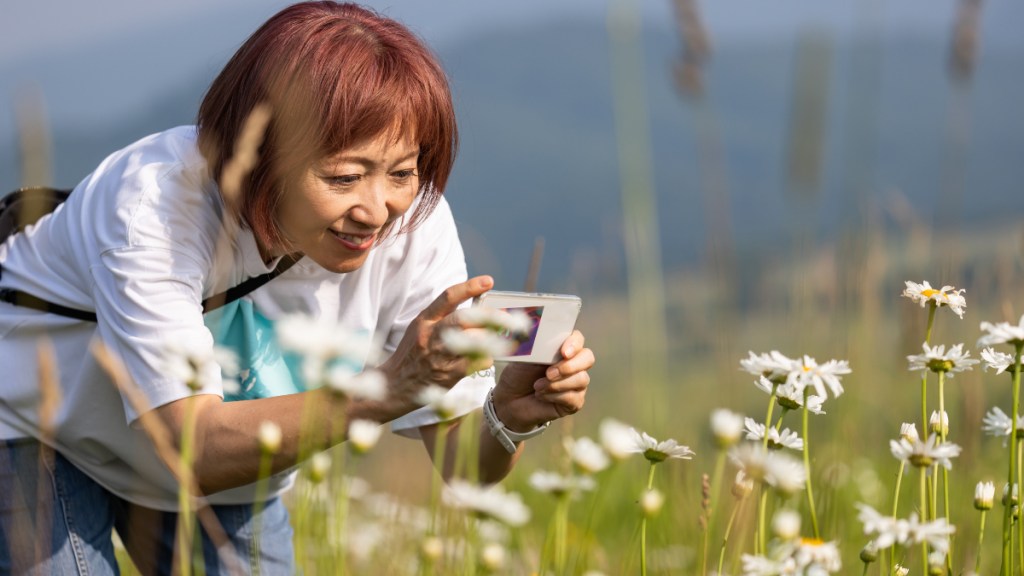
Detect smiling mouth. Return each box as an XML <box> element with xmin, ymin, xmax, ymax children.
<box><xmin>329</xmin><ymin>229</ymin><xmax>375</xmax><ymax>251</ymax></box>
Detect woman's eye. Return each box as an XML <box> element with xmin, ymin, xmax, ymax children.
<box><xmin>391</xmin><ymin>169</ymin><xmax>419</xmax><ymax>182</ymax></box>
<box><xmin>327</xmin><ymin>175</ymin><xmax>361</xmax><ymax>186</ymax></box>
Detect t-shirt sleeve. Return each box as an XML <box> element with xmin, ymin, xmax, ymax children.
<box><xmin>92</xmin><ymin>246</ymin><xmax>222</xmax><ymax>424</ymax></box>
<box><xmin>387</xmin><ymin>200</ymin><xmax>495</xmax><ymax>438</ymax></box>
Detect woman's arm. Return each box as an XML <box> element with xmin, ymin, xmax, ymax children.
<box><xmin>153</xmin><ymin>276</ymin><xmax>497</xmax><ymax>495</ymax></box>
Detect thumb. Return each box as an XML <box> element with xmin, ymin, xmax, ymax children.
<box><xmin>419</xmin><ymin>275</ymin><xmax>494</xmax><ymax>323</ymax></box>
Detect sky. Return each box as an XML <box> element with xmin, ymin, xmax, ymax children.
<box><xmin>1</xmin><ymin>0</ymin><xmax>1021</xmax><ymax>134</ymax></box>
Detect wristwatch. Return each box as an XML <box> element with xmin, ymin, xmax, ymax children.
<box><xmin>482</xmin><ymin>389</ymin><xmax>550</xmax><ymax>454</ymax></box>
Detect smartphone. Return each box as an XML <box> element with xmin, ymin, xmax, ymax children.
<box><xmin>473</xmin><ymin>291</ymin><xmax>582</xmax><ymax>364</ymax></box>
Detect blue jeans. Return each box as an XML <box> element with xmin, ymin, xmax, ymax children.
<box><xmin>0</xmin><ymin>439</ymin><xmax>295</xmax><ymax>575</ymax></box>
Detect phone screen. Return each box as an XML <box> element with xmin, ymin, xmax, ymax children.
<box><xmin>502</xmin><ymin>306</ymin><xmax>545</xmax><ymax>356</ymax></box>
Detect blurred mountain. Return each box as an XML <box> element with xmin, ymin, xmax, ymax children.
<box><xmin>2</xmin><ymin>18</ymin><xmax>1022</xmax><ymax>291</ymax></box>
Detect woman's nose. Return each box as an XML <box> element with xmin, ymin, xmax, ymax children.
<box><xmin>347</xmin><ymin>178</ymin><xmax>391</xmax><ymax>228</ymax></box>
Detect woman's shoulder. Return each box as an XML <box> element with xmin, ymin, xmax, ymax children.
<box><xmin>79</xmin><ymin>126</ymin><xmax>224</xmax><ymax>257</ymax></box>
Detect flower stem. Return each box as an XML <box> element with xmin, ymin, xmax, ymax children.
<box><xmin>640</xmin><ymin>462</ymin><xmax>656</xmax><ymax>576</ymax></box>
<box><xmin>920</xmin><ymin>467</ymin><xmax>929</xmax><ymax>571</ymax></box>
<box><xmin>978</xmin><ymin>509</ymin><xmax>988</xmax><ymax>574</ymax></box>
<box><xmin>763</xmin><ymin>387</ymin><xmax>778</xmax><ymax>451</ymax></box>
<box><xmin>176</xmin><ymin>392</ymin><xmax>199</xmax><ymax>576</ymax></box>
<box><xmin>803</xmin><ymin>388</ymin><xmax>820</xmax><ymax>539</ymax></box>
<box><xmin>251</xmin><ymin>449</ymin><xmax>274</xmax><ymax>576</ymax></box>
<box><xmin>717</xmin><ymin>499</ymin><xmax>742</xmax><ymax>576</ymax></box>
<box><xmin>938</xmin><ymin>371</ymin><xmax>953</xmax><ymax>571</ymax></box>
<box><xmin>757</xmin><ymin>485</ymin><xmax>769</xmax><ymax>555</ymax></box>
<box><xmin>921</xmin><ymin>303</ymin><xmax>937</xmax><ymax>434</ymax></box>
<box><xmin>429</xmin><ymin>421</ymin><xmax>451</xmax><ymax>536</ymax></box>
<box><xmin>1001</xmin><ymin>343</ymin><xmax>1023</xmax><ymax>576</ymax></box>
<box><xmin>889</xmin><ymin>460</ymin><xmax>906</xmax><ymax>575</ymax></box>
<box><xmin>554</xmin><ymin>494</ymin><xmax>570</xmax><ymax>575</ymax></box>
<box><xmin>701</xmin><ymin>450</ymin><xmax>727</xmax><ymax>576</ymax></box>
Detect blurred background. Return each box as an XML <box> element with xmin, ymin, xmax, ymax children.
<box><xmin>4</xmin><ymin>0</ymin><xmax>1024</xmax><ymax>557</ymax></box>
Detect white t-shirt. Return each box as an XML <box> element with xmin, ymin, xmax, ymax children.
<box><xmin>0</xmin><ymin>126</ymin><xmax>491</xmax><ymax>510</ymax></box>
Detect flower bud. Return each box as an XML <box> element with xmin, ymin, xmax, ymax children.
<box><xmin>894</xmin><ymin>564</ymin><xmax>909</xmax><ymax>576</ymax></box>
<box><xmin>420</xmin><ymin>537</ymin><xmax>444</xmax><ymax>563</ymax></box>
<box><xmin>732</xmin><ymin>471</ymin><xmax>755</xmax><ymax>500</ymax></box>
<box><xmin>859</xmin><ymin>541</ymin><xmax>878</xmax><ymax>564</ymax></box>
<box><xmin>771</xmin><ymin>509</ymin><xmax>801</xmax><ymax>540</ymax></box>
<box><xmin>975</xmin><ymin>481</ymin><xmax>995</xmax><ymax>511</ymax></box>
<box><xmin>258</xmin><ymin>421</ymin><xmax>282</xmax><ymax>454</ymax></box>
<box><xmin>1004</xmin><ymin>483</ymin><xmax>1019</xmax><ymax>507</ymax></box>
<box><xmin>480</xmin><ymin>542</ymin><xmax>506</xmax><ymax>572</ymax></box>
<box><xmin>348</xmin><ymin>419</ymin><xmax>382</xmax><ymax>454</ymax></box>
<box><xmin>899</xmin><ymin>423</ymin><xmax>919</xmax><ymax>442</ymax></box>
<box><xmin>930</xmin><ymin>410</ymin><xmax>949</xmax><ymax>437</ymax></box>
<box><xmin>641</xmin><ymin>488</ymin><xmax>665</xmax><ymax>517</ymax></box>
<box><xmin>710</xmin><ymin>409</ymin><xmax>744</xmax><ymax>448</ymax></box>
<box><xmin>307</xmin><ymin>452</ymin><xmax>331</xmax><ymax>484</ymax></box>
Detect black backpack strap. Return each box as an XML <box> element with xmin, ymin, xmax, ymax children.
<box><xmin>0</xmin><ymin>254</ymin><xmax>303</xmax><ymax>322</ymax></box>
<box><xmin>201</xmin><ymin>253</ymin><xmax>302</xmax><ymax>313</ymax></box>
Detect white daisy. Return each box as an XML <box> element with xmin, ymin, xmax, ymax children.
<box><xmin>528</xmin><ymin>470</ymin><xmax>596</xmax><ymax>497</ymax></box>
<box><xmin>457</xmin><ymin>306</ymin><xmax>533</xmax><ymax>337</ymax></box>
<box><xmin>857</xmin><ymin>504</ymin><xmax>910</xmax><ymax>550</ymax></box>
<box><xmin>740</xmin><ymin>350</ymin><xmax>798</xmax><ymax>383</ymax></box>
<box><xmin>890</xmin><ymin>433</ymin><xmax>961</xmax><ymax>469</ymax></box>
<box><xmin>325</xmin><ymin>366</ymin><xmax>388</xmax><ymax>401</ymax></box>
<box><xmin>982</xmin><ymin>406</ymin><xmax>1024</xmax><ymax>444</ymax></box>
<box><xmin>894</xmin><ymin>565</ymin><xmax>909</xmax><ymax>576</ymax></box>
<box><xmin>348</xmin><ymin>419</ymin><xmax>382</xmax><ymax>454</ymax></box>
<box><xmin>442</xmin><ymin>480</ymin><xmax>530</xmax><ymax>526</ymax></box>
<box><xmin>792</xmin><ymin>538</ymin><xmax>842</xmax><ymax>572</ymax></box>
<box><xmin>599</xmin><ymin>418</ymin><xmax>636</xmax><ymax>460</ymax></box>
<box><xmin>978</xmin><ymin>314</ymin><xmax>1024</xmax><ymax>347</ymax></box>
<box><xmin>729</xmin><ymin>443</ymin><xmax>806</xmax><ymax>494</ymax></box>
<box><xmin>711</xmin><ymin>409</ymin><xmax>745</xmax><ymax>448</ymax></box>
<box><xmin>566</xmin><ymin>436</ymin><xmax>610</xmax><ymax>474</ymax></box>
<box><xmin>740</xmin><ymin>553</ymin><xmax>790</xmax><ymax>576</ymax></box>
<box><xmin>743</xmin><ymin>418</ymin><xmax>804</xmax><ymax>451</ymax></box>
<box><xmin>753</xmin><ymin>377</ymin><xmax>826</xmax><ymax>414</ymax></box>
<box><xmin>415</xmin><ymin>384</ymin><xmax>480</xmax><ymax>421</ymax></box>
<box><xmin>982</xmin><ymin>347</ymin><xmax>1017</xmax><ymax>374</ymax></box>
<box><xmin>440</xmin><ymin>328</ymin><xmax>515</xmax><ymax>359</ymax></box>
<box><xmin>785</xmin><ymin>355</ymin><xmax>851</xmax><ymax>401</ymax></box>
<box><xmin>161</xmin><ymin>339</ymin><xmax>233</xmax><ymax>392</ymax></box>
<box><xmin>906</xmin><ymin>342</ymin><xmax>979</xmax><ymax>376</ymax></box>
<box><xmin>307</xmin><ymin>451</ymin><xmax>331</xmax><ymax>484</ymax></box>
<box><xmin>902</xmin><ymin>280</ymin><xmax>966</xmax><ymax>318</ymax></box>
<box><xmin>625</xmin><ymin>428</ymin><xmax>695</xmax><ymax>463</ymax></box>
<box><xmin>276</xmin><ymin>314</ymin><xmax>375</xmax><ymax>362</ymax></box>
<box><xmin>906</xmin><ymin>514</ymin><xmax>956</xmax><ymax>554</ymax></box>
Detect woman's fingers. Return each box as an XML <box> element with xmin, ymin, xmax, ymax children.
<box><xmin>544</xmin><ymin>346</ymin><xmax>595</xmax><ymax>383</ymax></box>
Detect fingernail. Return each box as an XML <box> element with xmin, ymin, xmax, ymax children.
<box><xmin>546</xmin><ymin>367</ymin><xmax>558</xmax><ymax>380</ymax></box>
<box><xmin>564</xmin><ymin>345</ymin><xmax>575</xmax><ymax>357</ymax></box>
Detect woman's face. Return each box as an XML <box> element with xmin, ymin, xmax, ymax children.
<box><xmin>275</xmin><ymin>131</ymin><xmax>420</xmax><ymax>273</ymax></box>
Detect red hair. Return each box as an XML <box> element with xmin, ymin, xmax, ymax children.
<box><xmin>197</xmin><ymin>1</ymin><xmax>458</xmax><ymax>251</ymax></box>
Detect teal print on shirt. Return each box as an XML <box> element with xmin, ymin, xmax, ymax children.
<box><xmin>203</xmin><ymin>299</ymin><xmax>365</xmax><ymax>401</ymax></box>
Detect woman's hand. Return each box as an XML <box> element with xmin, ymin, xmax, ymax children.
<box><xmin>490</xmin><ymin>330</ymin><xmax>595</xmax><ymax>431</ymax></box>
<box><xmin>379</xmin><ymin>275</ymin><xmax>496</xmax><ymax>406</ymax></box>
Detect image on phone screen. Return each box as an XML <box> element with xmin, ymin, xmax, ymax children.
<box><xmin>502</xmin><ymin>306</ymin><xmax>544</xmax><ymax>356</ymax></box>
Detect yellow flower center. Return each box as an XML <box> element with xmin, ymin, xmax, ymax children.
<box><xmin>921</xmin><ymin>288</ymin><xmax>941</xmax><ymax>298</ymax></box>
<box><xmin>802</xmin><ymin>365</ymin><xmax>811</xmax><ymax>372</ymax></box>
<box><xmin>801</xmin><ymin>537</ymin><xmax>825</xmax><ymax>546</ymax></box>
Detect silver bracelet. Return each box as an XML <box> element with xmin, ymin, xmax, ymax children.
<box><xmin>482</xmin><ymin>389</ymin><xmax>550</xmax><ymax>454</ymax></box>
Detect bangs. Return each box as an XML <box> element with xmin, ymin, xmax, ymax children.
<box><xmin>199</xmin><ymin>2</ymin><xmax>457</xmax><ymax>251</ymax></box>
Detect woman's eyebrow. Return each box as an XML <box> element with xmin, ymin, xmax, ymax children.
<box><xmin>327</xmin><ymin>149</ymin><xmax>420</xmax><ymax>169</ymax></box>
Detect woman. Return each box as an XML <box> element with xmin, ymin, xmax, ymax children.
<box><xmin>0</xmin><ymin>2</ymin><xmax>594</xmax><ymax>573</ymax></box>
